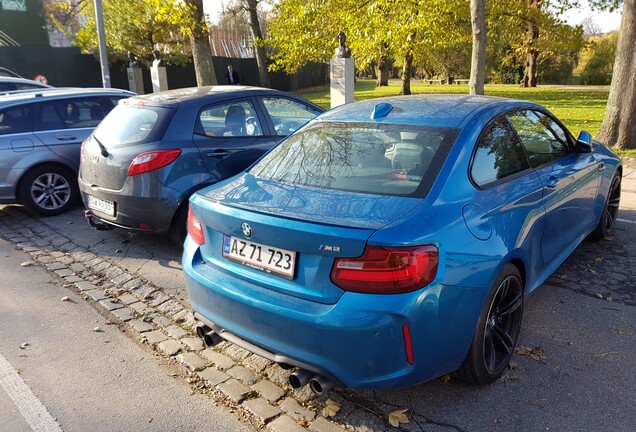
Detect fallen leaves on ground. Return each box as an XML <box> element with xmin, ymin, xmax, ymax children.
<box><xmin>62</xmin><ymin>296</ymin><xmax>70</xmax><ymax>302</ymax></box>
<box><xmin>388</xmin><ymin>409</ymin><xmax>409</xmax><ymax>427</ymax></box>
<box><xmin>321</xmin><ymin>400</ymin><xmax>341</xmax><ymax>418</ymax></box>
<box><xmin>20</xmin><ymin>261</ymin><xmax>33</xmax><ymax>267</ymax></box>
<box><xmin>92</xmin><ymin>326</ymin><xmax>103</xmax><ymax>332</ymax></box>
<box><xmin>20</xmin><ymin>342</ymin><xmax>29</xmax><ymax>349</ymax></box>
<box><xmin>515</xmin><ymin>346</ymin><xmax>547</xmax><ymax>361</ymax></box>
<box><xmin>440</xmin><ymin>374</ymin><xmax>451</xmax><ymax>383</ymax></box>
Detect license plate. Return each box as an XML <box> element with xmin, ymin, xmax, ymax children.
<box><xmin>223</xmin><ymin>235</ymin><xmax>296</xmax><ymax>279</ymax></box>
<box><xmin>87</xmin><ymin>195</ymin><xmax>115</xmax><ymax>217</ymax></box>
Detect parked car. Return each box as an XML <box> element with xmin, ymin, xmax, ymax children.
<box><xmin>78</xmin><ymin>86</ymin><xmax>324</xmax><ymax>245</ymax></box>
<box><xmin>0</xmin><ymin>77</ymin><xmax>52</xmax><ymax>93</ymax></box>
<box><xmin>183</xmin><ymin>94</ymin><xmax>622</xmax><ymax>393</ymax></box>
<box><xmin>0</xmin><ymin>88</ymin><xmax>135</xmax><ymax>215</ymax></box>
<box><xmin>0</xmin><ymin>67</ymin><xmax>22</xmax><ymax>78</ymax></box>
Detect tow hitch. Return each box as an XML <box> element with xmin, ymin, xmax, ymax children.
<box><xmin>84</xmin><ymin>210</ymin><xmax>115</xmax><ymax>231</ymax></box>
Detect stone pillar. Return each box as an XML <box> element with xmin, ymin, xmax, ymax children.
<box><xmin>330</xmin><ymin>58</ymin><xmax>354</xmax><ymax>108</ymax></box>
<box><xmin>127</xmin><ymin>68</ymin><xmax>144</xmax><ymax>94</ymax></box>
<box><xmin>151</xmin><ymin>66</ymin><xmax>168</xmax><ymax>93</ymax></box>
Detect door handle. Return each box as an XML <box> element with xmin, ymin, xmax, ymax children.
<box><xmin>545</xmin><ymin>177</ymin><xmax>558</xmax><ymax>189</ymax></box>
<box><xmin>56</xmin><ymin>135</ymin><xmax>77</xmax><ymax>141</ymax></box>
<box><xmin>207</xmin><ymin>150</ymin><xmax>230</xmax><ymax>159</ymax></box>
<box><xmin>598</xmin><ymin>163</ymin><xmax>605</xmax><ymax>172</ymax></box>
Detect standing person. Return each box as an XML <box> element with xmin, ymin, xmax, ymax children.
<box><xmin>226</xmin><ymin>65</ymin><xmax>240</xmax><ymax>85</ymax></box>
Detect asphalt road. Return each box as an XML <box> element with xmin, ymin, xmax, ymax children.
<box><xmin>0</xmin><ymin>161</ymin><xmax>634</xmax><ymax>431</ymax></box>
<box><xmin>0</xmin><ymin>237</ymin><xmax>248</xmax><ymax>432</ymax></box>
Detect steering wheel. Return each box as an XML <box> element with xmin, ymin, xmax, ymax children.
<box><xmin>245</xmin><ymin>116</ymin><xmax>260</xmax><ymax>136</ymax></box>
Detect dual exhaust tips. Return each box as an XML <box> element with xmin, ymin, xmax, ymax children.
<box><xmin>196</xmin><ymin>324</ymin><xmax>333</xmax><ymax>395</ymax></box>
<box><xmin>288</xmin><ymin>369</ymin><xmax>333</xmax><ymax>396</ymax></box>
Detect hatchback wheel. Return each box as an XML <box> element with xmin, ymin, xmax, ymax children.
<box><xmin>169</xmin><ymin>203</ymin><xmax>188</xmax><ymax>247</ymax></box>
<box><xmin>455</xmin><ymin>263</ymin><xmax>523</xmax><ymax>385</ymax></box>
<box><xmin>591</xmin><ymin>171</ymin><xmax>621</xmax><ymax>240</ymax></box>
<box><xmin>19</xmin><ymin>164</ymin><xmax>79</xmax><ymax>216</ymax></box>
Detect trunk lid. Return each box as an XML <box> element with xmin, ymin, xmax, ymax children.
<box><xmin>191</xmin><ymin>173</ymin><xmax>423</xmax><ymax>304</ymax></box>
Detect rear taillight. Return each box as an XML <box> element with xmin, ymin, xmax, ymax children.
<box><xmin>187</xmin><ymin>205</ymin><xmax>205</xmax><ymax>245</ymax></box>
<box><xmin>331</xmin><ymin>245</ymin><xmax>438</xmax><ymax>294</ymax></box>
<box><xmin>128</xmin><ymin>149</ymin><xmax>181</xmax><ymax>176</ymax></box>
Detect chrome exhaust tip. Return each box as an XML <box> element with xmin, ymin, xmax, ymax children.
<box><xmin>309</xmin><ymin>375</ymin><xmax>333</xmax><ymax>395</ymax></box>
<box><xmin>289</xmin><ymin>369</ymin><xmax>315</xmax><ymax>390</ymax></box>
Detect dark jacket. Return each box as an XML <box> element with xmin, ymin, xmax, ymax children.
<box><xmin>226</xmin><ymin>70</ymin><xmax>240</xmax><ymax>85</ymax></box>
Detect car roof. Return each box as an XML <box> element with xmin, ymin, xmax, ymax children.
<box><xmin>0</xmin><ymin>76</ymin><xmax>51</xmax><ymax>86</ymax></box>
<box><xmin>0</xmin><ymin>87</ymin><xmax>135</xmax><ymax>107</ymax></box>
<box><xmin>318</xmin><ymin>94</ymin><xmax>540</xmax><ymax>129</ymax></box>
<box><xmin>0</xmin><ymin>67</ymin><xmax>22</xmax><ymax>78</ymax></box>
<box><xmin>122</xmin><ymin>86</ymin><xmax>318</xmax><ymax>108</ymax></box>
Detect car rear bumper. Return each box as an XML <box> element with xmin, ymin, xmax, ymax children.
<box><xmin>78</xmin><ymin>177</ymin><xmax>179</xmax><ymax>234</ymax></box>
<box><xmin>182</xmin><ymin>236</ymin><xmax>488</xmax><ymax>390</ymax></box>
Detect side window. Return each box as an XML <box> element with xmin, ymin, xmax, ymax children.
<box><xmin>507</xmin><ymin>110</ymin><xmax>570</xmax><ymax>168</ymax></box>
<box><xmin>197</xmin><ymin>100</ymin><xmax>262</xmax><ymax>137</ymax></box>
<box><xmin>0</xmin><ymin>106</ymin><xmax>33</xmax><ymax>135</ymax></box>
<box><xmin>59</xmin><ymin>97</ymin><xmax>110</xmax><ymax>129</ymax></box>
<box><xmin>262</xmin><ymin>97</ymin><xmax>322</xmax><ymax>136</ymax></box>
<box><xmin>37</xmin><ymin>102</ymin><xmax>65</xmax><ymax>131</ymax></box>
<box><xmin>471</xmin><ymin>118</ymin><xmax>530</xmax><ymax>187</ymax></box>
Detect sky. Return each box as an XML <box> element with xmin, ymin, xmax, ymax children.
<box><xmin>203</xmin><ymin>1</ymin><xmax>622</xmax><ymax>33</ymax></box>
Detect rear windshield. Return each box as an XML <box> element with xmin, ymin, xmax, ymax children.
<box><xmin>250</xmin><ymin>122</ymin><xmax>457</xmax><ymax>197</ymax></box>
<box><xmin>93</xmin><ymin>104</ymin><xmax>174</xmax><ymax>148</ymax></box>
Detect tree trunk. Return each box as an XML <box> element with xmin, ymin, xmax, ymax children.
<box><xmin>596</xmin><ymin>0</ymin><xmax>636</xmax><ymax>149</ymax></box>
<box><xmin>245</xmin><ymin>0</ymin><xmax>271</xmax><ymax>88</ymax></box>
<box><xmin>520</xmin><ymin>0</ymin><xmax>540</xmax><ymax>88</ymax></box>
<box><xmin>376</xmin><ymin>55</ymin><xmax>389</xmax><ymax>86</ymax></box>
<box><xmin>186</xmin><ymin>0</ymin><xmax>216</xmax><ymax>86</ymax></box>
<box><xmin>469</xmin><ymin>0</ymin><xmax>486</xmax><ymax>95</ymax></box>
<box><xmin>400</xmin><ymin>51</ymin><xmax>413</xmax><ymax>95</ymax></box>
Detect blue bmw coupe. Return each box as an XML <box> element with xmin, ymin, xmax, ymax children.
<box><xmin>183</xmin><ymin>95</ymin><xmax>622</xmax><ymax>393</ymax></box>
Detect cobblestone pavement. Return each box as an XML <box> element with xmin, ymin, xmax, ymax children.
<box><xmin>0</xmin><ymin>159</ymin><xmax>634</xmax><ymax>432</ymax></box>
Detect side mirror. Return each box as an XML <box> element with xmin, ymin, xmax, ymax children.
<box><xmin>575</xmin><ymin>130</ymin><xmax>593</xmax><ymax>153</ymax></box>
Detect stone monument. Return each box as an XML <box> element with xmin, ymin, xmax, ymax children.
<box><xmin>126</xmin><ymin>52</ymin><xmax>144</xmax><ymax>94</ymax></box>
<box><xmin>330</xmin><ymin>32</ymin><xmax>354</xmax><ymax>108</ymax></box>
<box><xmin>150</xmin><ymin>50</ymin><xmax>168</xmax><ymax>92</ymax></box>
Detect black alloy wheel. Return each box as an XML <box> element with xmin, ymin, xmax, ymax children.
<box><xmin>455</xmin><ymin>263</ymin><xmax>524</xmax><ymax>385</ymax></box>
<box><xmin>592</xmin><ymin>172</ymin><xmax>621</xmax><ymax>239</ymax></box>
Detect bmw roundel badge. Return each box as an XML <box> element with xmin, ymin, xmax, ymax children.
<box><xmin>241</xmin><ymin>223</ymin><xmax>253</xmax><ymax>239</ymax></box>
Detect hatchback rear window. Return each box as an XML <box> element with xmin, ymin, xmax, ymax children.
<box><xmin>93</xmin><ymin>104</ymin><xmax>174</xmax><ymax>148</ymax></box>
<box><xmin>250</xmin><ymin>122</ymin><xmax>456</xmax><ymax>196</ymax></box>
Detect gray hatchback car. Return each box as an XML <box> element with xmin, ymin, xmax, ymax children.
<box><xmin>78</xmin><ymin>86</ymin><xmax>324</xmax><ymax>245</ymax></box>
<box><xmin>0</xmin><ymin>87</ymin><xmax>134</xmax><ymax>215</ymax></box>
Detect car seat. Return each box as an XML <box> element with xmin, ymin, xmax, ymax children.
<box><xmin>90</xmin><ymin>105</ymin><xmax>105</xmax><ymax>121</ymax></box>
<box><xmin>224</xmin><ymin>105</ymin><xmax>246</xmax><ymax>136</ymax></box>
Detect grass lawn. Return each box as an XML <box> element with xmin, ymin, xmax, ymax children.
<box><xmin>297</xmin><ymin>79</ymin><xmax>612</xmax><ymax>143</ymax></box>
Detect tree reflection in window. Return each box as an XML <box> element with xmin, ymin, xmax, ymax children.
<box><xmin>471</xmin><ymin>119</ymin><xmax>530</xmax><ymax>187</ymax></box>
<box><xmin>250</xmin><ymin>122</ymin><xmax>451</xmax><ymax>196</ymax></box>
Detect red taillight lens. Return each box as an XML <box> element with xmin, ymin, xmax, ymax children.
<box><xmin>127</xmin><ymin>149</ymin><xmax>181</xmax><ymax>176</ymax></box>
<box><xmin>187</xmin><ymin>205</ymin><xmax>205</xmax><ymax>245</ymax></box>
<box><xmin>331</xmin><ymin>245</ymin><xmax>438</xmax><ymax>294</ymax></box>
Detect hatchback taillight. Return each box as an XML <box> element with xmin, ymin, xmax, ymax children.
<box><xmin>331</xmin><ymin>245</ymin><xmax>438</xmax><ymax>294</ymax></box>
<box><xmin>187</xmin><ymin>205</ymin><xmax>205</xmax><ymax>245</ymax></box>
<box><xmin>128</xmin><ymin>149</ymin><xmax>181</xmax><ymax>176</ymax></box>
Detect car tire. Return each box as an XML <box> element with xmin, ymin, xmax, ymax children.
<box><xmin>590</xmin><ymin>171</ymin><xmax>621</xmax><ymax>240</ymax></box>
<box><xmin>169</xmin><ymin>203</ymin><xmax>188</xmax><ymax>247</ymax></box>
<box><xmin>454</xmin><ymin>263</ymin><xmax>523</xmax><ymax>385</ymax></box>
<box><xmin>19</xmin><ymin>164</ymin><xmax>79</xmax><ymax>216</ymax></box>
